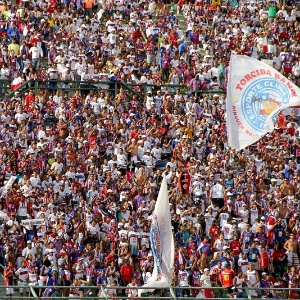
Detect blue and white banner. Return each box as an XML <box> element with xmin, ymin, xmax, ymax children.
<box><xmin>139</xmin><ymin>174</ymin><xmax>174</xmax><ymax>295</ymax></box>
<box><xmin>226</xmin><ymin>54</ymin><xmax>300</xmax><ymax>150</ymax></box>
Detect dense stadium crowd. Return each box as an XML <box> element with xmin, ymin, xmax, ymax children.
<box><xmin>0</xmin><ymin>0</ymin><xmax>300</xmax><ymax>299</ymax></box>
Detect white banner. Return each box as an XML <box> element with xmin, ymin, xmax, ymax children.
<box><xmin>261</xmin><ymin>59</ymin><xmax>273</xmax><ymax>67</ymax></box>
<box><xmin>4</xmin><ymin>176</ymin><xmax>17</xmax><ymax>191</ymax></box>
<box><xmin>138</xmin><ymin>174</ymin><xmax>174</xmax><ymax>295</ymax></box>
<box><xmin>21</xmin><ymin>219</ymin><xmax>45</xmax><ymax>227</ymax></box>
<box><xmin>227</xmin><ymin>54</ymin><xmax>300</xmax><ymax>150</ymax></box>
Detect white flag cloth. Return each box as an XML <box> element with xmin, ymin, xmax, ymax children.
<box><xmin>226</xmin><ymin>54</ymin><xmax>300</xmax><ymax>150</ymax></box>
<box><xmin>11</xmin><ymin>77</ymin><xmax>23</xmax><ymax>91</ymax></box>
<box><xmin>138</xmin><ymin>174</ymin><xmax>174</xmax><ymax>296</ymax></box>
<box><xmin>4</xmin><ymin>176</ymin><xmax>17</xmax><ymax>191</ymax></box>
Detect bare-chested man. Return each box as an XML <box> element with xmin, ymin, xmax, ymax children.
<box><xmin>135</xmin><ymin>168</ymin><xmax>146</xmax><ymax>189</ymax></box>
<box><xmin>284</xmin><ymin>233</ymin><xmax>299</xmax><ymax>268</ymax></box>
<box><xmin>126</xmin><ymin>139</ymin><xmax>139</xmax><ymax>164</ymax></box>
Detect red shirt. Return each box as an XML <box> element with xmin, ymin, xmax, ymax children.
<box><xmin>220</xmin><ymin>269</ymin><xmax>235</xmax><ymax>287</ymax></box>
<box><xmin>25</xmin><ymin>94</ymin><xmax>35</xmax><ymax>111</ymax></box>
<box><xmin>229</xmin><ymin>241</ymin><xmax>241</xmax><ymax>256</ymax></box>
<box><xmin>272</xmin><ymin>249</ymin><xmax>285</xmax><ymax>262</ymax></box>
<box><xmin>209</xmin><ymin>226</ymin><xmax>220</xmax><ymax>240</ymax></box>
<box><xmin>120</xmin><ymin>264</ymin><xmax>133</xmax><ymax>282</ymax></box>
<box><xmin>259</xmin><ymin>252</ymin><xmax>269</xmax><ymax>269</ymax></box>
<box><xmin>129</xmin><ymin>130</ymin><xmax>138</xmax><ymax>140</ymax></box>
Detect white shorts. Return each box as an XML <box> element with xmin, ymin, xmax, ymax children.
<box><xmin>29</xmin><ymin>282</ymin><xmax>37</xmax><ymax>286</ymax></box>
<box><xmin>6</xmin><ymin>287</ymin><xmax>14</xmax><ymax>295</ymax></box>
<box><xmin>18</xmin><ymin>281</ymin><xmax>28</xmax><ymax>293</ymax></box>
<box><xmin>130</xmin><ymin>156</ymin><xmax>138</xmax><ymax>164</ymax></box>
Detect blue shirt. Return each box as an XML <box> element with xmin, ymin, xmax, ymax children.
<box><xmin>7</xmin><ymin>27</ymin><xmax>19</xmax><ymax>40</ymax></box>
<box><xmin>96</xmin><ymin>275</ymin><xmax>107</xmax><ymax>285</ymax></box>
<box><xmin>248</xmin><ymin>247</ymin><xmax>259</xmax><ymax>262</ymax></box>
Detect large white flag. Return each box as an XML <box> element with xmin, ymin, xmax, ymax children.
<box><xmin>138</xmin><ymin>174</ymin><xmax>174</xmax><ymax>296</ymax></box>
<box><xmin>226</xmin><ymin>54</ymin><xmax>300</xmax><ymax>150</ymax></box>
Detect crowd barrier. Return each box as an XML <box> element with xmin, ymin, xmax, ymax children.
<box><xmin>0</xmin><ymin>78</ymin><xmax>226</xmax><ymax>101</ymax></box>
<box><xmin>0</xmin><ymin>284</ymin><xmax>297</xmax><ymax>300</ymax></box>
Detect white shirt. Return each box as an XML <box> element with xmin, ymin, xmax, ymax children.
<box><xmin>16</xmin><ymin>266</ymin><xmax>29</xmax><ymax>282</ymax></box>
<box><xmin>151</xmin><ymin>147</ymin><xmax>162</xmax><ymax>160</ymax></box>
<box><xmin>74</xmin><ymin>63</ymin><xmax>85</xmax><ymax>76</ymax></box>
<box><xmin>117</xmin><ymin>153</ymin><xmax>127</xmax><ymax>166</ymax></box>
<box><xmin>222</xmin><ymin>223</ymin><xmax>235</xmax><ymax>240</ymax></box>
<box><xmin>29</xmin><ymin>46</ymin><xmax>42</xmax><ymax>59</ymax></box>
<box><xmin>178</xmin><ymin>270</ymin><xmax>189</xmax><ymax>286</ymax></box>
<box><xmin>142</xmin><ymin>154</ymin><xmax>154</xmax><ymax>166</ymax></box>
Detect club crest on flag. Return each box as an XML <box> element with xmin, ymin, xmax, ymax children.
<box><xmin>226</xmin><ymin>54</ymin><xmax>300</xmax><ymax>150</ymax></box>
<box><xmin>241</xmin><ymin>78</ymin><xmax>290</xmax><ymax>132</ymax></box>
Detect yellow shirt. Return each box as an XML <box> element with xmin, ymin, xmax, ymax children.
<box><xmin>3</xmin><ymin>10</ymin><xmax>9</xmax><ymax>20</ymax></box>
<box><xmin>47</xmin><ymin>19</ymin><xmax>54</xmax><ymax>27</ymax></box>
<box><xmin>8</xmin><ymin>43</ymin><xmax>20</xmax><ymax>55</ymax></box>
<box><xmin>184</xmin><ymin>128</ymin><xmax>193</xmax><ymax>139</ymax></box>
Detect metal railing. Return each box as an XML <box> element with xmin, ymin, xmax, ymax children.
<box><xmin>0</xmin><ymin>79</ymin><xmax>12</xmax><ymax>96</ymax></box>
<box><xmin>3</xmin><ymin>78</ymin><xmax>226</xmax><ymax>101</ymax></box>
<box><xmin>0</xmin><ymin>284</ymin><xmax>297</xmax><ymax>300</ymax></box>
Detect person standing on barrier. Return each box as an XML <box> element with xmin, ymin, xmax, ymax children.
<box><xmin>199</xmin><ymin>268</ymin><xmax>214</xmax><ymax>298</ymax></box>
<box><xmin>28</xmin><ymin>265</ymin><xmax>38</xmax><ymax>297</ymax></box>
<box><xmin>177</xmin><ymin>263</ymin><xmax>190</xmax><ymax>297</ymax></box>
<box><xmin>120</xmin><ymin>259</ymin><xmax>133</xmax><ymax>295</ymax></box>
<box><xmin>126</xmin><ymin>277</ymin><xmax>138</xmax><ymax>299</ymax></box>
<box><xmin>245</xmin><ymin>263</ymin><xmax>260</xmax><ymax>298</ymax></box>
<box><xmin>42</xmin><ymin>268</ymin><xmax>58</xmax><ymax>300</ymax></box>
<box><xmin>4</xmin><ymin>261</ymin><xmax>15</xmax><ymax>300</ymax></box>
<box><xmin>15</xmin><ymin>259</ymin><xmax>29</xmax><ymax>299</ymax></box>
<box><xmin>233</xmin><ymin>271</ymin><xmax>244</xmax><ymax>299</ymax></box>
<box><xmin>220</xmin><ymin>262</ymin><xmax>235</xmax><ymax>298</ymax></box>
